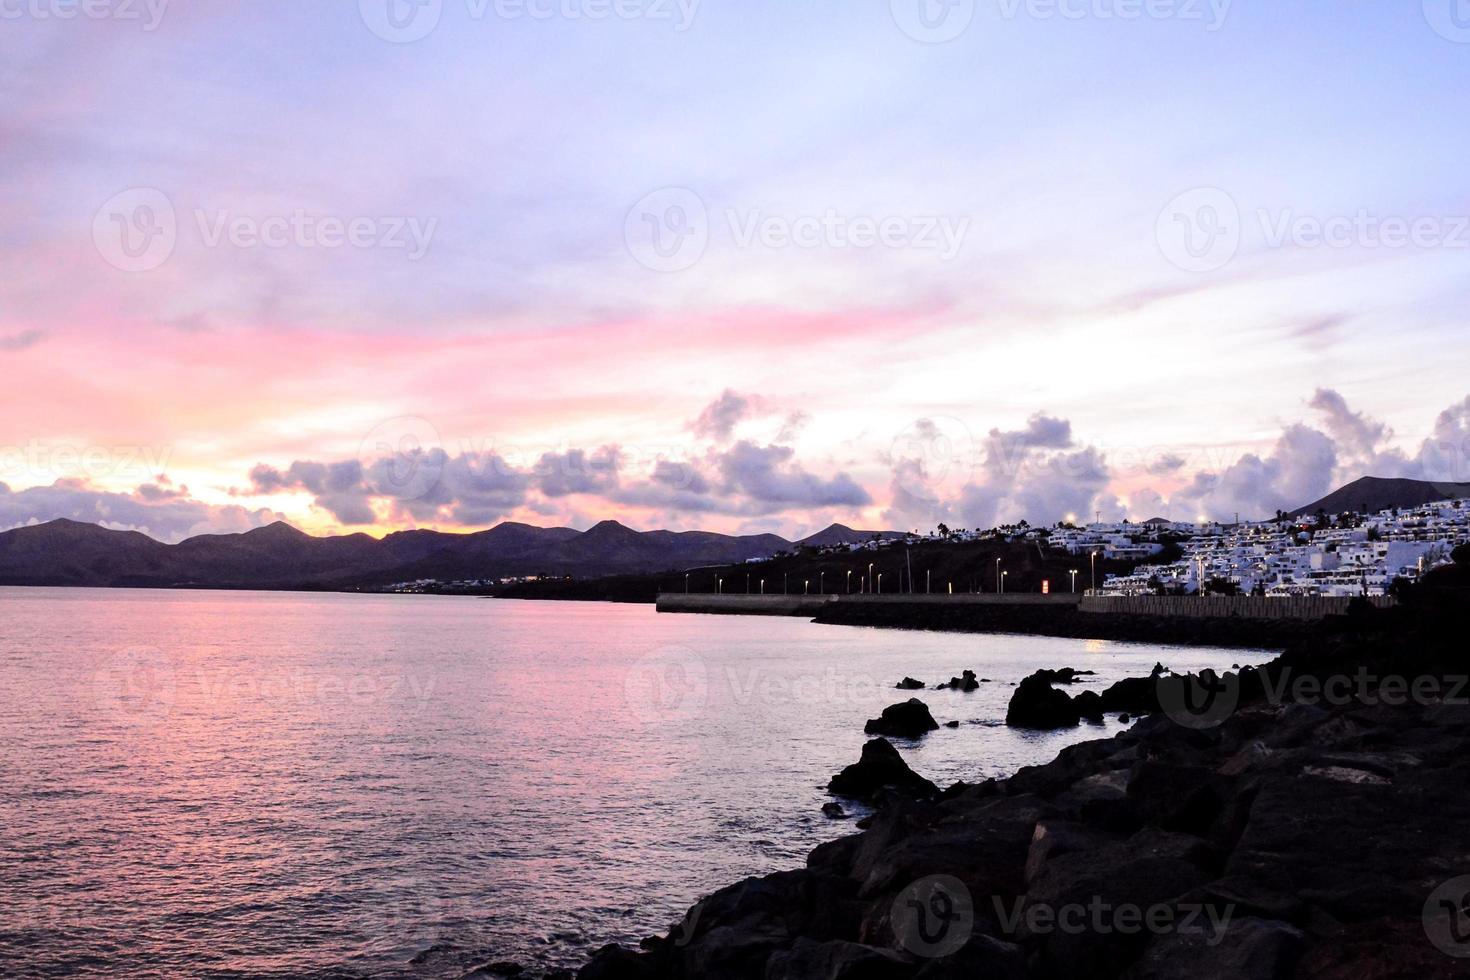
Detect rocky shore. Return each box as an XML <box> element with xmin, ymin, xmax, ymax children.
<box><xmin>573</xmin><ymin>602</ymin><xmax>1470</xmax><ymax>979</ymax></box>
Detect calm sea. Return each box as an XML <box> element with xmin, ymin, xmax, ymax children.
<box><xmin>0</xmin><ymin>589</ymin><xmax>1262</xmax><ymax>978</ymax></box>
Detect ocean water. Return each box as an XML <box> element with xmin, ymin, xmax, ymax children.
<box><xmin>0</xmin><ymin>589</ymin><xmax>1265</xmax><ymax>978</ymax></box>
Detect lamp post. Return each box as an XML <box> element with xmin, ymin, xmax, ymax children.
<box><xmin>804</xmin><ymin>579</ymin><xmax>810</xmax><ymax>595</ymax></box>
<box><xmin>819</xmin><ymin>571</ymin><xmax>825</xmax><ymax>595</ymax></box>
<box><xmin>1001</xmin><ymin>570</ymin><xmax>1008</xmax><ymax>594</ymax></box>
<box><xmin>877</xmin><ymin>573</ymin><xmax>883</xmax><ymax>594</ymax></box>
<box><xmin>717</xmin><ymin>577</ymin><xmax>723</xmax><ymax>595</ymax></box>
<box><xmin>760</xmin><ymin>579</ymin><xmax>765</xmax><ymax>595</ymax></box>
<box><xmin>1069</xmin><ymin>569</ymin><xmax>1078</xmax><ymax>593</ymax></box>
<box><xmin>685</xmin><ymin>573</ymin><xmax>689</xmax><ymax>594</ymax></box>
<box><xmin>1090</xmin><ymin>550</ymin><xmax>1098</xmax><ymax>593</ymax></box>
<box><xmin>995</xmin><ymin>558</ymin><xmax>1002</xmax><ymax>594</ymax></box>
<box><xmin>846</xmin><ymin>569</ymin><xmax>852</xmax><ymax>594</ymax></box>
<box><xmin>746</xmin><ymin>573</ymin><xmax>751</xmax><ymax>595</ymax></box>
<box><xmin>868</xmin><ymin>563</ymin><xmax>875</xmax><ymax>594</ymax></box>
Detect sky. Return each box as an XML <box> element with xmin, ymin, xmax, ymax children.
<box><xmin>3</xmin><ymin>0</ymin><xmax>1470</xmax><ymax>542</ymax></box>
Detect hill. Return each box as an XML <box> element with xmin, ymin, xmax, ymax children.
<box><xmin>0</xmin><ymin>518</ymin><xmax>801</xmax><ymax>590</ymax></box>
<box><xmin>1288</xmin><ymin>476</ymin><xmax>1470</xmax><ymax>519</ymax></box>
<box><xmin>795</xmin><ymin>523</ymin><xmax>903</xmax><ymax>548</ymax></box>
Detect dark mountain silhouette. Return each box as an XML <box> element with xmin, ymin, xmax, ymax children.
<box><xmin>796</xmin><ymin>523</ymin><xmax>903</xmax><ymax>548</ymax></box>
<box><xmin>1288</xmin><ymin>476</ymin><xmax>1470</xmax><ymax>519</ymax></box>
<box><xmin>0</xmin><ymin>518</ymin><xmax>885</xmax><ymax>590</ymax></box>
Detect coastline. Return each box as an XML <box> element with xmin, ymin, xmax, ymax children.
<box><xmin>565</xmin><ymin>601</ymin><xmax>1468</xmax><ymax>979</ymax></box>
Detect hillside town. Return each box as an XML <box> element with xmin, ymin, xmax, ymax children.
<box><xmin>804</xmin><ymin>496</ymin><xmax>1470</xmax><ymax>598</ymax></box>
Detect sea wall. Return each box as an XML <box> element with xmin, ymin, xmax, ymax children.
<box><xmin>1078</xmin><ymin>594</ymin><xmax>1397</xmax><ymax>620</ymax></box>
<box><xmin>654</xmin><ymin>594</ymin><xmax>838</xmax><ymax>616</ymax></box>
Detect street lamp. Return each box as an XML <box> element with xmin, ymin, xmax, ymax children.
<box><xmin>1069</xmin><ymin>569</ymin><xmax>1078</xmax><ymax>593</ymax></box>
<box><xmin>1001</xmin><ymin>570</ymin><xmax>1008</xmax><ymax>594</ymax></box>
<box><xmin>717</xmin><ymin>577</ymin><xmax>723</xmax><ymax>595</ymax></box>
<box><xmin>760</xmin><ymin>579</ymin><xmax>765</xmax><ymax>595</ymax></box>
<box><xmin>868</xmin><ymin>563</ymin><xmax>875</xmax><ymax>594</ymax></box>
<box><xmin>877</xmin><ymin>573</ymin><xmax>883</xmax><ymax>593</ymax></box>
<box><xmin>995</xmin><ymin>558</ymin><xmax>1002</xmax><ymax>593</ymax></box>
<box><xmin>846</xmin><ymin>569</ymin><xmax>852</xmax><ymax>594</ymax></box>
<box><xmin>819</xmin><ymin>571</ymin><xmax>825</xmax><ymax>595</ymax></box>
<box><xmin>1090</xmin><ymin>550</ymin><xmax>1098</xmax><ymax>592</ymax></box>
<box><xmin>804</xmin><ymin>579</ymin><xmax>810</xmax><ymax>595</ymax></box>
<box><xmin>685</xmin><ymin>573</ymin><xmax>689</xmax><ymax>594</ymax></box>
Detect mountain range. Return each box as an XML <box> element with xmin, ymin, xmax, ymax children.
<box><xmin>5</xmin><ymin>475</ymin><xmax>1464</xmax><ymax>591</ymax></box>
<box><xmin>0</xmin><ymin>519</ymin><xmax>899</xmax><ymax>590</ymax></box>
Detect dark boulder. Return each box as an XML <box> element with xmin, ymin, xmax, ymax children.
<box><xmin>895</xmin><ymin>677</ymin><xmax>926</xmax><ymax>690</ymax></box>
<box><xmin>764</xmin><ymin>938</ymin><xmax>915</xmax><ymax>980</ymax></box>
<box><xmin>1121</xmin><ymin>916</ymin><xmax>1304</xmax><ymax>980</ymax></box>
<box><xmin>1006</xmin><ymin>671</ymin><xmax>1080</xmax><ymax>729</ymax></box>
<box><xmin>822</xmin><ymin>802</ymin><xmax>849</xmax><ymax>820</ymax></box>
<box><xmin>912</xmin><ymin>936</ymin><xmax>1027</xmax><ymax>980</ymax></box>
<box><xmin>865</xmin><ymin>699</ymin><xmax>941</xmax><ymax>739</ymax></box>
<box><xmin>829</xmin><ymin>739</ymin><xmax>939</xmax><ymax>803</ymax></box>
<box><xmin>937</xmin><ymin>670</ymin><xmax>980</xmax><ymax>692</ymax></box>
<box><xmin>577</xmin><ymin>944</ymin><xmax>655</xmax><ymax>980</ymax></box>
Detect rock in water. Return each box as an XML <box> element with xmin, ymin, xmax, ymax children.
<box><xmin>1005</xmin><ymin>670</ymin><xmax>1081</xmax><ymax>728</ymax></box>
<box><xmin>895</xmin><ymin>677</ymin><xmax>926</xmax><ymax>690</ymax></box>
<box><xmin>828</xmin><ymin>738</ymin><xmax>939</xmax><ymax>802</ymax></box>
<box><xmin>863</xmin><ymin>698</ymin><xmax>941</xmax><ymax>738</ymax></box>
<box><xmin>821</xmin><ymin>802</ymin><xmax>848</xmax><ymax>820</ymax></box>
<box><xmin>938</xmin><ymin>669</ymin><xmax>981</xmax><ymax>691</ymax></box>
